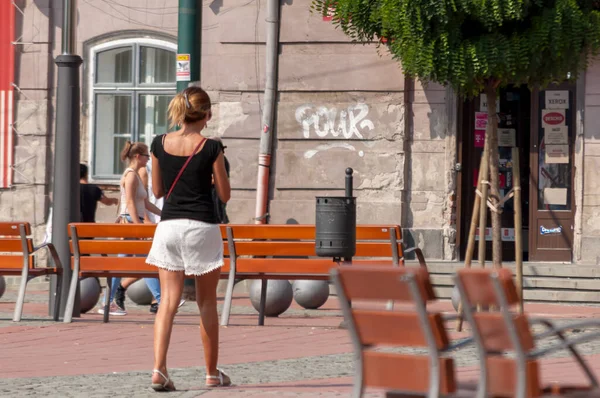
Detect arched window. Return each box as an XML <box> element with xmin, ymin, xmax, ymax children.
<box><xmin>88</xmin><ymin>38</ymin><xmax>176</xmax><ymax>180</ymax></box>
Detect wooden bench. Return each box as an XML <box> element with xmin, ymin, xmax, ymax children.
<box><xmin>62</xmin><ymin>223</ymin><xmax>232</xmax><ymax>323</ymax></box>
<box><xmin>331</xmin><ymin>265</ymin><xmax>475</xmax><ymax>397</ymax></box>
<box><xmin>0</xmin><ymin>222</ymin><xmax>63</xmax><ymax>321</ymax></box>
<box><xmin>64</xmin><ymin>223</ymin><xmax>408</xmax><ymax>325</ymax></box>
<box><xmin>220</xmin><ymin>224</ymin><xmax>405</xmax><ymax>326</ymax></box>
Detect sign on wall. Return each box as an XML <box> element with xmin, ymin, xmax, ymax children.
<box><xmin>0</xmin><ymin>2</ymin><xmax>14</xmax><ymax>188</ymax></box>
<box><xmin>545</xmin><ymin>91</ymin><xmax>569</xmax><ymax>109</ymax></box>
<box><xmin>541</xmin><ymin>109</ymin><xmax>566</xmax><ymax>129</ymax></box>
<box><xmin>176</xmin><ymin>54</ymin><xmax>191</xmax><ymax>82</ymax></box>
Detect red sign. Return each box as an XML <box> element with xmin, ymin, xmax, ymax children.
<box><xmin>543</xmin><ymin>112</ymin><xmax>565</xmax><ymax>126</ymax></box>
<box><xmin>0</xmin><ymin>2</ymin><xmax>14</xmax><ymax>188</ymax></box>
<box><xmin>475</xmin><ymin>112</ymin><xmax>488</xmax><ymax>130</ymax></box>
<box><xmin>474</xmin><ymin>129</ymin><xmax>485</xmax><ymax>148</ymax></box>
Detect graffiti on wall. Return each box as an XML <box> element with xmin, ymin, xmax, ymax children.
<box><xmin>295</xmin><ymin>103</ymin><xmax>375</xmax><ymax>139</ymax></box>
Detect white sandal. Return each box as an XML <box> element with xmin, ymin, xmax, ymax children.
<box><xmin>151</xmin><ymin>369</ymin><xmax>176</xmax><ymax>392</ymax></box>
<box><xmin>205</xmin><ymin>368</ymin><xmax>232</xmax><ymax>387</ymax></box>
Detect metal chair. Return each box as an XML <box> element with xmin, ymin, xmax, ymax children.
<box><xmin>0</xmin><ymin>222</ymin><xmax>63</xmax><ymax>321</ymax></box>
<box><xmin>455</xmin><ymin>268</ymin><xmax>600</xmax><ymax>398</ymax></box>
<box><xmin>331</xmin><ymin>265</ymin><xmax>475</xmax><ymax>398</ymax></box>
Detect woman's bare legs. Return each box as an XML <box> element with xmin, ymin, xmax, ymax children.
<box><xmin>195</xmin><ymin>268</ymin><xmax>221</xmax><ymax>377</ymax></box>
<box><xmin>152</xmin><ymin>268</ymin><xmax>184</xmax><ymax>385</ymax></box>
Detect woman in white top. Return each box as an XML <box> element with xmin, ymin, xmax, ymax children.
<box><xmin>119</xmin><ymin>141</ymin><xmax>161</xmax><ymax>223</ymax></box>
<box><xmin>100</xmin><ymin>142</ymin><xmax>162</xmax><ymax>316</ymax></box>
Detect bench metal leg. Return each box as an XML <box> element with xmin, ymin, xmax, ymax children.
<box><xmin>12</xmin><ymin>270</ymin><xmax>30</xmax><ymax>322</ymax></box>
<box><xmin>258</xmin><ymin>279</ymin><xmax>267</xmax><ymax>326</ymax></box>
<box><xmin>220</xmin><ymin>269</ymin><xmax>236</xmax><ymax>326</ymax></box>
<box><xmin>52</xmin><ymin>273</ymin><xmax>62</xmax><ymax>321</ymax></box>
<box><xmin>63</xmin><ymin>271</ymin><xmax>80</xmax><ymax>323</ymax></box>
<box><xmin>103</xmin><ymin>277</ymin><xmax>112</xmax><ymax>323</ymax></box>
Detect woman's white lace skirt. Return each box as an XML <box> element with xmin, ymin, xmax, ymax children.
<box><xmin>146</xmin><ymin>219</ymin><xmax>224</xmax><ymax>276</ymax></box>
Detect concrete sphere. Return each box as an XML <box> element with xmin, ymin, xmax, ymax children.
<box><xmin>292</xmin><ymin>280</ymin><xmax>330</xmax><ymax>309</ymax></box>
<box><xmin>249</xmin><ymin>280</ymin><xmax>293</xmax><ymax>317</ymax></box>
<box><xmin>127</xmin><ymin>279</ymin><xmax>154</xmax><ymax>305</ymax></box>
<box><xmin>0</xmin><ymin>276</ymin><xmax>5</xmax><ymax>299</ymax></box>
<box><xmin>79</xmin><ymin>277</ymin><xmax>101</xmax><ymax>314</ymax></box>
<box><xmin>451</xmin><ymin>285</ymin><xmax>461</xmax><ymax>312</ymax></box>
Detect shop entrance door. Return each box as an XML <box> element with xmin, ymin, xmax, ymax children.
<box><xmin>529</xmin><ymin>84</ymin><xmax>575</xmax><ymax>262</ymax></box>
<box><xmin>457</xmin><ymin>84</ymin><xmax>576</xmax><ymax>262</ymax></box>
<box><xmin>458</xmin><ymin>85</ymin><xmax>531</xmax><ymax>261</ymax></box>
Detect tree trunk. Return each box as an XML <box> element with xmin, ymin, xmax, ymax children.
<box><xmin>484</xmin><ymin>83</ymin><xmax>502</xmax><ymax>268</ymax></box>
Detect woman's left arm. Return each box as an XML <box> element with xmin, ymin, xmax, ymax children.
<box><xmin>151</xmin><ymin>153</ymin><xmax>165</xmax><ymax>199</ymax></box>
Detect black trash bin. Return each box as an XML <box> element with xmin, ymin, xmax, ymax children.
<box><xmin>315</xmin><ymin>196</ymin><xmax>356</xmax><ymax>258</ymax></box>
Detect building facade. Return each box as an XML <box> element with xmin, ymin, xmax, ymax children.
<box><xmin>2</xmin><ymin>0</ymin><xmax>600</xmax><ymax>272</ymax></box>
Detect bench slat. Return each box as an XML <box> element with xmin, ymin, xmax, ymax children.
<box><xmin>223</xmin><ymin>224</ymin><xmax>401</xmax><ymax>241</ymax></box>
<box><xmin>0</xmin><ymin>255</ymin><xmax>31</xmax><ymax>269</ymax></box>
<box><xmin>363</xmin><ymin>352</ymin><xmax>456</xmax><ymax>394</ymax></box>
<box><xmin>0</xmin><ymin>222</ymin><xmax>31</xmax><ymax>236</ymax></box>
<box><xmin>233</xmin><ymin>241</ymin><xmax>401</xmax><ymax>257</ymax></box>
<box><xmin>78</xmin><ymin>257</ymin><xmax>232</xmax><ymax>272</ymax></box>
<box><xmin>354</xmin><ymin>310</ymin><xmax>448</xmax><ymax>348</ymax></box>
<box><xmin>69</xmin><ymin>223</ymin><xmax>156</xmax><ymax>238</ymax></box>
<box><xmin>0</xmin><ymin>238</ymin><xmax>33</xmax><ymax>253</ymax></box>
<box><xmin>70</xmin><ymin>240</ymin><xmax>231</xmax><ymax>256</ymax></box>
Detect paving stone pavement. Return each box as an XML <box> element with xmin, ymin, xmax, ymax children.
<box><xmin>4</xmin><ymin>287</ymin><xmax>600</xmax><ymax>397</ymax></box>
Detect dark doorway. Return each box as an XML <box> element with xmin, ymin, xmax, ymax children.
<box><xmin>458</xmin><ymin>85</ymin><xmax>531</xmax><ymax>262</ymax></box>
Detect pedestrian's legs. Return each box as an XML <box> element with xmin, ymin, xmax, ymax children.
<box><xmin>152</xmin><ymin>268</ymin><xmax>184</xmax><ymax>383</ymax></box>
<box><xmin>145</xmin><ymin>278</ymin><xmax>161</xmax><ymax>304</ymax></box>
<box><xmin>101</xmin><ymin>277</ymin><xmax>122</xmax><ymax>305</ymax></box>
<box><xmin>195</xmin><ymin>268</ymin><xmax>221</xmax><ymax>376</ymax></box>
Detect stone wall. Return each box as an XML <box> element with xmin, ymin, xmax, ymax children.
<box><xmin>581</xmin><ymin>60</ymin><xmax>600</xmax><ymax>263</ymax></box>
<box><xmin>5</xmin><ymin>0</ymin><xmax>457</xmax><ymax>265</ymax></box>
<box><xmin>1</xmin><ymin>1</ymin><xmax>53</xmax><ymax>245</ymax></box>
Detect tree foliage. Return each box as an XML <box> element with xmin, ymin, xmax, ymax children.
<box><xmin>312</xmin><ymin>0</ymin><xmax>600</xmax><ymax>96</ymax></box>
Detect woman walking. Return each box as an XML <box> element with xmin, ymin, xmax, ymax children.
<box><xmin>99</xmin><ymin>142</ymin><xmax>163</xmax><ymax>316</ymax></box>
<box><xmin>146</xmin><ymin>87</ymin><xmax>231</xmax><ymax>391</ymax></box>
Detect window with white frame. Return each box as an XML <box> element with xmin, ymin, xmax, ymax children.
<box><xmin>89</xmin><ymin>38</ymin><xmax>176</xmax><ymax>180</ymax></box>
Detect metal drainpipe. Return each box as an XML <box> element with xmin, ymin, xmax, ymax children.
<box><xmin>254</xmin><ymin>0</ymin><xmax>281</xmax><ymax>224</ymax></box>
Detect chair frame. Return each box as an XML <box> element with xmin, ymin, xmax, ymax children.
<box><xmin>332</xmin><ymin>267</ymin><xmax>472</xmax><ymax>398</ymax></box>
<box><xmin>7</xmin><ymin>224</ymin><xmax>63</xmax><ymax>322</ymax></box>
<box><xmin>454</xmin><ymin>269</ymin><xmax>600</xmax><ymax>398</ymax></box>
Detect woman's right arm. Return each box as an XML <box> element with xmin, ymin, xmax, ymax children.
<box><xmin>213</xmin><ymin>152</ymin><xmax>231</xmax><ymax>203</ymax></box>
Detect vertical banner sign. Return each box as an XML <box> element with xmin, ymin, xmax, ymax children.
<box><xmin>0</xmin><ymin>2</ymin><xmax>14</xmax><ymax>188</ymax></box>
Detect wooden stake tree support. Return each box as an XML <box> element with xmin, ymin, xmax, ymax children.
<box><xmin>512</xmin><ymin>148</ymin><xmax>524</xmax><ymax>313</ymax></box>
<box><xmin>457</xmin><ymin>139</ymin><xmax>525</xmax><ymax>332</ymax></box>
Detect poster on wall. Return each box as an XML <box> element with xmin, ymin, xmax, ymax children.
<box><xmin>545</xmin><ymin>144</ymin><xmax>569</xmax><ymax>164</ymax></box>
<box><xmin>475</xmin><ymin>112</ymin><xmax>488</xmax><ymax>130</ymax></box>
<box><xmin>498</xmin><ymin>128</ymin><xmax>516</xmax><ymax>147</ymax></box>
<box><xmin>541</xmin><ymin>109</ymin><xmax>566</xmax><ymax>128</ymax></box>
<box><xmin>545</xmin><ymin>126</ymin><xmax>568</xmax><ymax>145</ymax></box>
<box><xmin>545</xmin><ymin>91</ymin><xmax>569</xmax><ymax>109</ymax></box>
<box><xmin>474</xmin><ymin>130</ymin><xmax>485</xmax><ymax>147</ymax></box>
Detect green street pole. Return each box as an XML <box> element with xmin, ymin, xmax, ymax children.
<box><xmin>177</xmin><ymin>0</ymin><xmax>201</xmax><ymax>294</ymax></box>
<box><xmin>176</xmin><ymin>0</ymin><xmax>201</xmax><ymax>93</ymax></box>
